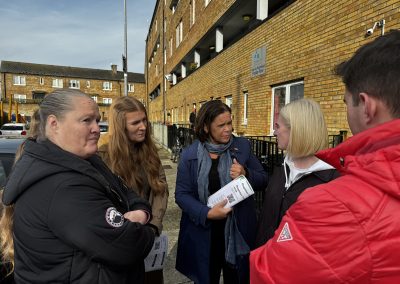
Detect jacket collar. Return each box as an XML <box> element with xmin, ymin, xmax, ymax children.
<box><xmin>316</xmin><ymin>119</ymin><xmax>400</xmax><ymax>170</ymax></box>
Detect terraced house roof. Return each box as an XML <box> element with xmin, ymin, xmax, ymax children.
<box><xmin>0</xmin><ymin>60</ymin><xmax>145</xmax><ymax>83</ymax></box>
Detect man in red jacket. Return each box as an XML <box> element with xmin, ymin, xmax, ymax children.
<box><xmin>250</xmin><ymin>30</ymin><xmax>400</xmax><ymax>283</ymax></box>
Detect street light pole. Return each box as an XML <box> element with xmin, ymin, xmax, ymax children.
<box><xmin>123</xmin><ymin>0</ymin><xmax>128</xmax><ymax>96</ymax></box>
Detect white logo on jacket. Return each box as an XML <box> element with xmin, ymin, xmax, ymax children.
<box><xmin>105</xmin><ymin>207</ymin><xmax>124</xmax><ymax>227</ymax></box>
<box><xmin>277</xmin><ymin>222</ymin><xmax>293</xmax><ymax>242</ymax></box>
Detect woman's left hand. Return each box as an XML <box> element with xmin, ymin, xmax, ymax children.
<box><xmin>230</xmin><ymin>158</ymin><xmax>246</xmax><ymax>179</ymax></box>
<box><xmin>124</xmin><ymin>210</ymin><xmax>149</xmax><ymax>225</ymax></box>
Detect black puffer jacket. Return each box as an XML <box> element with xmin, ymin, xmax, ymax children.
<box><xmin>2</xmin><ymin>139</ymin><xmax>155</xmax><ymax>283</ymax></box>
<box><xmin>255</xmin><ymin>165</ymin><xmax>339</xmax><ymax>248</ymax></box>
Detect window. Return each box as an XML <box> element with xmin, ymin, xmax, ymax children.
<box><xmin>13</xmin><ymin>76</ymin><xmax>26</xmax><ymax>86</ymax></box>
<box><xmin>103</xmin><ymin>82</ymin><xmax>112</xmax><ymax>90</ymax></box>
<box><xmin>39</xmin><ymin>77</ymin><xmax>44</xmax><ymax>85</ymax></box>
<box><xmin>86</xmin><ymin>81</ymin><xmax>91</xmax><ymax>88</ymax></box>
<box><xmin>128</xmin><ymin>84</ymin><xmax>134</xmax><ymax>92</ymax></box>
<box><xmin>91</xmin><ymin>96</ymin><xmax>98</xmax><ymax>102</ymax></box>
<box><xmin>69</xmin><ymin>80</ymin><xmax>80</xmax><ymax>89</ymax></box>
<box><xmin>33</xmin><ymin>92</ymin><xmax>45</xmax><ymax>101</ymax></box>
<box><xmin>52</xmin><ymin>78</ymin><xmax>63</xmax><ymax>88</ymax></box>
<box><xmin>225</xmin><ymin>95</ymin><xmax>232</xmax><ymax>109</ymax></box>
<box><xmin>156</xmin><ymin>64</ymin><xmax>159</xmax><ymax>76</ymax></box>
<box><xmin>13</xmin><ymin>94</ymin><xmax>26</xmax><ymax>103</ymax></box>
<box><xmin>190</xmin><ymin>0</ymin><xmax>196</xmax><ymax>26</ymax></box>
<box><xmin>169</xmin><ymin>38</ymin><xmax>173</xmax><ymax>57</ymax></box>
<box><xmin>243</xmin><ymin>92</ymin><xmax>248</xmax><ymax>125</ymax></box>
<box><xmin>205</xmin><ymin>0</ymin><xmax>211</xmax><ymax>7</ymax></box>
<box><xmin>176</xmin><ymin>20</ymin><xmax>183</xmax><ymax>48</ymax></box>
<box><xmin>103</xmin><ymin>98</ymin><xmax>112</xmax><ymax>105</ymax></box>
<box><xmin>271</xmin><ymin>81</ymin><xmax>304</xmax><ymax>133</ymax></box>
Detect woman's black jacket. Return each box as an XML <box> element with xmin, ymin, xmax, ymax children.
<box><xmin>255</xmin><ymin>165</ymin><xmax>339</xmax><ymax>248</ymax></box>
<box><xmin>2</xmin><ymin>139</ymin><xmax>155</xmax><ymax>283</ymax></box>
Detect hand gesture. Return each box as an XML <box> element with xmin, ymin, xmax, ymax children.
<box><xmin>207</xmin><ymin>199</ymin><xmax>232</xmax><ymax>220</ymax></box>
<box><xmin>230</xmin><ymin>158</ymin><xmax>246</xmax><ymax>179</ymax></box>
<box><xmin>123</xmin><ymin>210</ymin><xmax>149</xmax><ymax>225</ymax></box>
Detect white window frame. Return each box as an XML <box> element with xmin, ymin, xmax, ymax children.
<box><xmin>91</xmin><ymin>96</ymin><xmax>98</xmax><ymax>102</ymax></box>
<box><xmin>169</xmin><ymin>38</ymin><xmax>173</xmax><ymax>57</ymax></box>
<box><xmin>13</xmin><ymin>75</ymin><xmax>26</xmax><ymax>86</ymax></box>
<box><xmin>225</xmin><ymin>95</ymin><xmax>232</xmax><ymax>109</ymax></box>
<box><xmin>52</xmin><ymin>78</ymin><xmax>63</xmax><ymax>88</ymax></box>
<box><xmin>39</xmin><ymin>77</ymin><xmax>44</xmax><ymax>85</ymax></box>
<box><xmin>243</xmin><ymin>92</ymin><xmax>248</xmax><ymax>125</ymax></box>
<box><xmin>86</xmin><ymin>81</ymin><xmax>91</xmax><ymax>88</ymax></box>
<box><xmin>103</xmin><ymin>98</ymin><xmax>112</xmax><ymax>105</ymax></box>
<box><xmin>13</xmin><ymin>94</ymin><xmax>26</xmax><ymax>102</ymax></box>
<box><xmin>128</xmin><ymin>83</ymin><xmax>134</xmax><ymax>92</ymax></box>
<box><xmin>190</xmin><ymin>0</ymin><xmax>196</xmax><ymax>27</ymax></box>
<box><xmin>69</xmin><ymin>79</ymin><xmax>80</xmax><ymax>89</ymax></box>
<box><xmin>176</xmin><ymin>20</ymin><xmax>183</xmax><ymax>48</ymax></box>
<box><xmin>102</xmin><ymin>81</ymin><xmax>112</xmax><ymax>91</ymax></box>
<box><xmin>270</xmin><ymin>81</ymin><xmax>304</xmax><ymax>134</ymax></box>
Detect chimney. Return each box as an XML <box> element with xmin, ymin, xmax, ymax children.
<box><xmin>111</xmin><ymin>64</ymin><xmax>118</xmax><ymax>75</ymax></box>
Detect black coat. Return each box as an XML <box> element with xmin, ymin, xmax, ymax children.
<box><xmin>255</xmin><ymin>165</ymin><xmax>339</xmax><ymax>248</ymax></box>
<box><xmin>2</xmin><ymin>139</ymin><xmax>155</xmax><ymax>283</ymax></box>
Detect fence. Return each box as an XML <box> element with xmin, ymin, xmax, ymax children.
<box><xmin>151</xmin><ymin>122</ymin><xmax>347</xmax><ymax>213</ymax></box>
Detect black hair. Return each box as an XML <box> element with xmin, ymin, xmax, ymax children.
<box><xmin>195</xmin><ymin>100</ymin><xmax>231</xmax><ymax>142</ymax></box>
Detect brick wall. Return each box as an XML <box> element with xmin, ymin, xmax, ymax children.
<box><xmin>146</xmin><ymin>0</ymin><xmax>400</xmax><ymax>135</ymax></box>
<box><xmin>1</xmin><ymin>73</ymin><xmax>146</xmax><ymax>122</ymax></box>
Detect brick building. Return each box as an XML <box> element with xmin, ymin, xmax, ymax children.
<box><xmin>0</xmin><ymin>61</ymin><xmax>146</xmax><ymax>123</ymax></box>
<box><xmin>145</xmin><ymin>0</ymin><xmax>400</xmax><ymax>135</ymax></box>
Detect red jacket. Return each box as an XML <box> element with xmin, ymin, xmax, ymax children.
<box><xmin>250</xmin><ymin>119</ymin><xmax>400</xmax><ymax>283</ymax></box>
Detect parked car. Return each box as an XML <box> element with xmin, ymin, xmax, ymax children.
<box><xmin>0</xmin><ymin>123</ymin><xmax>28</xmax><ymax>137</ymax></box>
<box><xmin>0</xmin><ymin>137</ymin><xmax>24</xmax><ymax>284</ymax></box>
<box><xmin>0</xmin><ymin>138</ymin><xmax>24</xmax><ymax>186</ymax></box>
<box><xmin>99</xmin><ymin>121</ymin><xmax>109</xmax><ymax>133</ymax></box>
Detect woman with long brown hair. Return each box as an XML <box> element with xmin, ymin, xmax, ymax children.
<box><xmin>98</xmin><ymin>96</ymin><xmax>168</xmax><ymax>284</ymax></box>
<box><xmin>0</xmin><ymin>89</ymin><xmax>155</xmax><ymax>283</ymax></box>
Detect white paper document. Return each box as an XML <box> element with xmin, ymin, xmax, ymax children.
<box><xmin>207</xmin><ymin>175</ymin><xmax>254</xmax><ymax>208</ymax></box>
<box><xmin>144</xmin><ymin>233</ymin><xmax>168</xmax><ymax>272</ymax></box>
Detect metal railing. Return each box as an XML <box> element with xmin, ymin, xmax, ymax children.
<box><xmin>151</xmin><ymin>122</ymin><xmax>347</xmax><ymax>214</ymax></box>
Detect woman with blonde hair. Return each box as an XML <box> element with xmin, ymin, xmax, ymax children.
<box><xmin>254</xmin><ymin>98</ymin><xmax>339</xmax><ymax>247</ymax></box>
<box><xmin>98</xmin><ymin>96</ymin><xmax>168</xmax><ymax>284</ymax></box>
<box><xmin>0</xmin><ymin>108</ymin><xmax>40</xmax><ymax>283</ymax></box>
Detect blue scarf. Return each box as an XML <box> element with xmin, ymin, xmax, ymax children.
<box><xmin>197</xmin><ymin>137</ymin><xmax>250</xmax><ymax>266</ymax></box>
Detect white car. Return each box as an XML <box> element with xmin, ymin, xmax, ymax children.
<box><xmin>0</xmin><ymin>123</ymin><xmax>28</xmax><ymax>136</ymax></box>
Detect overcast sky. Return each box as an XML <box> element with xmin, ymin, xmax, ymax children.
<box><xmin>0</xmin><ymin>0</ymin><xmax>157</xmax><ymax>73</ymax></box>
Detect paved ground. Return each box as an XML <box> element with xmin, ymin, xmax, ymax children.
<box><xmin>157</xmin><ymin>145</ymin><xmax>193</xmax><ymax>284</ymax></box>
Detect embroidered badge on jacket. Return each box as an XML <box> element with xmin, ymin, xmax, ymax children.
<box><xmin>105</xmin><ymin>207</ymin><xmax>124</xmax><ymax>227</ymax></box>
<box><xmin>277</xmin><ymin>222</ymin><xmax>293</xmax><ymax>242</ymax></box>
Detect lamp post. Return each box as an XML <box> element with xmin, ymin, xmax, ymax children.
<box><xmin>123</xmin><ymin>0</ymin><xmax>128</xmax><ymax>96</ymax></box>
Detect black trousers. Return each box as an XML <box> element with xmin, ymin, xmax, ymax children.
<box><xmin>209</xmin><ymin>220</ymin><xmax>241</xmax><ymax>284</ymax></box>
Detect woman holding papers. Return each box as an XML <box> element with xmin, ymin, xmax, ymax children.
<box><xmin>175</xmin><ymin>100</ymin><xmax>267</xmax><ymax>284</ymax></box>
<box><xmin>98</xmin><ymin>96</ymin><xmax>168</xmax><ymax>284</ymax></box>
<box><xmin>254</xmin><ymin>98</ymin><xmax>339</xmax><ymax>247</ymax></box>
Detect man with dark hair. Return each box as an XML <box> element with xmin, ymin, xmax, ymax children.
<box><xmin>250</xmin><ymin>30</ymin><xmax>400</xmax><ymax>283</ymax></box>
